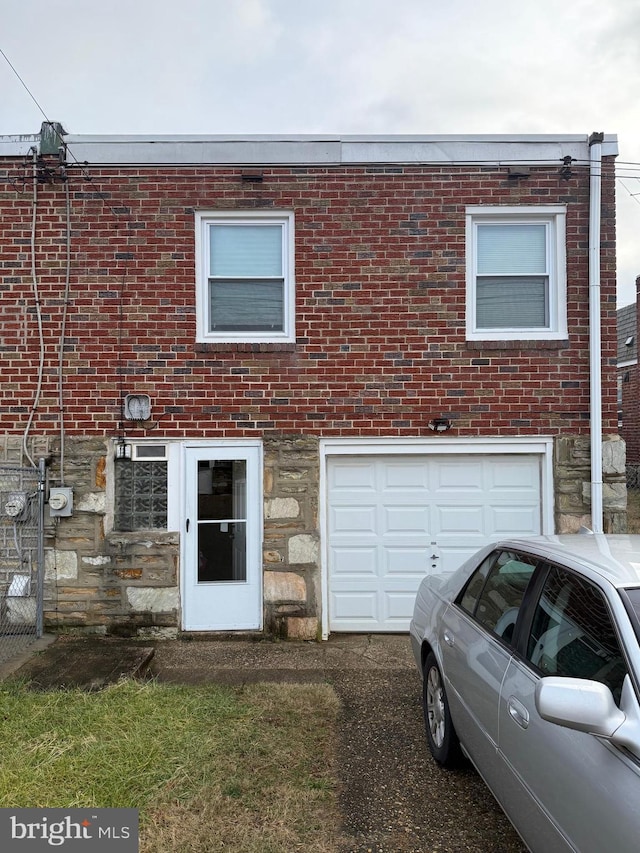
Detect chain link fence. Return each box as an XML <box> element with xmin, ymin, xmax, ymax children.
<box><xmin>627</xmin><ymin>466</ymin><xmax>640</xmax><ymax>491</ymax></box>
<box><xmin>0</xmin><ymin>462</ymin><xmax>45</xmax><ymax>667</ymax></box>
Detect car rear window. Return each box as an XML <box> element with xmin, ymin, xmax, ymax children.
<box><xmin>458</xmin><ymin>550</ymin><xmax>537</xmax><ymax>644</ymax></box>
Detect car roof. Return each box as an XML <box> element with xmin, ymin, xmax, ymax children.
<box><xmin>494</xmin><ymin>534</ymin><xmax>640</xmax><ymax>589</ymax></box>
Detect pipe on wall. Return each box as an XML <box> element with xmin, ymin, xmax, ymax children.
<box><xmin>588</xmin><ymin>132</ymin><xmax>605</xmax><ymax>533</ymax></box>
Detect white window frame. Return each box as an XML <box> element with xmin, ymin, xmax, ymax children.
<box><xmin>195</xmin><ymin>210</ymin><xmax>295</xmax><ymax>343</ymax></box>
<box><xmin>465</xmin><ymin>205</ymin><xmax>567</xmax><ymax>341</ymax></box>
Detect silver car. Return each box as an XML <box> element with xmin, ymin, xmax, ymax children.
<box><xmin>409</xmin><ymin>534</ymin><xmax>640</xmax><ymax>853</ymax></box>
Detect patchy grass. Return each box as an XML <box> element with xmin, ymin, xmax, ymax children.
<box><xmin>628</xmin><ymin>489</ymin><xmax>640</xmax><ymax>534</ymax></box>
<box><xmin>0</xmin><ymin>680</ymin><xmax>342</xmax><ymax>853</ymax></box>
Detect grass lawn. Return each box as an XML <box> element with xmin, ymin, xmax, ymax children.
<box><xmin>0</xmin><ymin>679</ymin><xmax>342</xmax><ymax>853</ymax></box>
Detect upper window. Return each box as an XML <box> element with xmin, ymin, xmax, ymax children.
<box><xmin>466</xmin><ymin>206</ymin><xmax>567</xmax><ymax>341</ymax></box>
<box><xmin>195</xmin><ymin>211</ymin><xmax>295</xmax><ymax>343</ymax></box>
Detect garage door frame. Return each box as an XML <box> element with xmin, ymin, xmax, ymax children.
<box><xmin>319</xmin><ymin>436</ymin><xmax>554</xmax><ymax>639</ymax></box>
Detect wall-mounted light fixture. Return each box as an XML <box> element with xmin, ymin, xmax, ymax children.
<box><xmin>115</xmin><ymin>439</ymin><xmax>132</xmax><ymax>460</ymax></box>
<box><xmin>124</xmin><ymin>394</ymin><xmax>151</xmax><ymax>421</ymax></box>
<box><xmin>429</xmin><ymin>417</ymin><xmax>452</xmax><ymax>433</ymax></box>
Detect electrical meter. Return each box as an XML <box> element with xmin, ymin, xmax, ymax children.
<box><xmin>49</xmin><ymin>487</ymin><xmax>73</xmax><ymax>517</ymax></box>
<box><xmin>4</xmin><ymin>492</ymin><xmax>27</xmax><ymax>519</ymax></box>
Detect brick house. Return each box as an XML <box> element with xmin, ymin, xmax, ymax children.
<box><xmin>618</xmin><ymin>288</ymin><xmax>639</xmax><ymax>480</ymax></box>
<box><xmin>0</xmin><ymin>125</ymin><xmax>625</xmax><ymax>639</ymax></box>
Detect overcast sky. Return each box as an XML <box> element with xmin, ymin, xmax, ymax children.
<box><xmin>2</xmin><ymin>0</ymin><xmax>639</xmax><ymax>306</ymax></box>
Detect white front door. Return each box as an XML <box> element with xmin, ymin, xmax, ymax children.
<box><xmin>182</xmin><ymin>445</ymin><xmax>262</xmax><ymax>630</ymax></box>
<box><xmin>327</xmin><ymin>453</ymin><xmax>542</xmax><ymax>632</ymax></box>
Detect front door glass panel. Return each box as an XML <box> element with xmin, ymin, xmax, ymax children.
<box><xmin>197</xmin><ymin>459</ymin><xmax>247</xmax><ymax>583</ymax></box>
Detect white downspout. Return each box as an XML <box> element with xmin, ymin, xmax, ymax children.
<box><xmin>589</xmin><ymin>132</ymin><xmax>604</xmax><ymax>533</ymax></box>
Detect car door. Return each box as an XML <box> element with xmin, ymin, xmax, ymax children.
<box><xmin>498</xmin><ymin>564</ymin><xmax>640</xmax><ymax>853</ymax></box>
<box><xmin>440</xmin><ymin>549</ymin><xmax>538</xmax><ymax>798</ymax></box>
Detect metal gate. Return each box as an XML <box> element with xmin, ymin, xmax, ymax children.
<box><xmin>0</xmin><ymin>460</ymin><xmax>45</xmax><ymax>666</ymax></box>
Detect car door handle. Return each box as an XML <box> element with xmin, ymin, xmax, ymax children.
<box><xmin>443</xmin><ymin>630</ymin><xmax>455</xmax><ymax>647</ymax></box>
<box><xmin>507</xmin><ymin>696</ymin><xmax>530</xmax><ymax>729</ymax></box>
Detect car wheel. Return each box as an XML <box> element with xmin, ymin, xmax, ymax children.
<box><xmin>423</xmin><ymin>651</ymin><xmax>462</xmax><ymax>767</ymax></box>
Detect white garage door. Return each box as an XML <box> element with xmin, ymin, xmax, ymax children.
<box><xmin>327</xmin><ymin>454</ymin><xmax>541</xmax><ymax>632</ymax></box>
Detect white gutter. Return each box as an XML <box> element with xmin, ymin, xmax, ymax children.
<box><xmin>589</xmin><ymin>133</ymin><xmax>604</xmax><ymax>533</ymax></box>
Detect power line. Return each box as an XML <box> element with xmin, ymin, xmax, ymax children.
<box><xmin>0</xmin><ymin>46</ymin><xmax>51</xmax><ymax>126</ymax></box>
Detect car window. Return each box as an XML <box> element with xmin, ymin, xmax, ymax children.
<box><xmin>526</xmin><ymin>566</ymin><xmax>627</xmax><ymax>703</ymax></box>
<box><xmin>459</xmin><ymin>550</ymin><xmax>537</xmax><ymax>644</ymax></box>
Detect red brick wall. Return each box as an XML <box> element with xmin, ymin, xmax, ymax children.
<box><xmin>0</xmin><ymin>158</ymin><xmax>618</xmax><ymax>441</ymax></box>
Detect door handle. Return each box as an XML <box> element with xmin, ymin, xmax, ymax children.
<box><xmin>186</xmin><ymin>518</ymin><xmax>190</xmax><ymax>532</ymax></box>
<box><xmin>443</xmin><ymin>630</ymin><xmax>454</xmax><ymax>647</ymax></box>
<box><xmin>507</xmin><ymin>696</ymin><xmax>530</xmax><ymax>729</ymax></box>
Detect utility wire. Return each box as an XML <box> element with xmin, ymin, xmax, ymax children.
<box><xmin>0</xmin><ymin>46</ymin><xmax>51</xmax><ymax>125</ymax></box>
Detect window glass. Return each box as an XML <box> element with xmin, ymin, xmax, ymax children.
<box><xmin>477</xmin><ymin>223</ymin><xmax>547</xmax><ymax>274</ymax></box>
<box><xmin>476</xmin><ymin>277</ymin><xmax>548</xmax><ymax>328</ymax></box>
<box><xmin>114</xmin><ymin>459</ymin><xmax>168</xmax><ymax>531</ymax></box>
<box><xmin>475</xmin><ymin>551</ymin><xmax>537</xmax><ymax>642</ymax></box>
<box><xmin>527</xmin><ymin>567</ymin><xmax>627</xmax><ymax>702</ymax></box>
<box><xmin>459</xmin><ymin>553</ymin><xmax>494</xmax><ymax>615</ymax></box>
<box><xmin>210</xmin><ymin>224</ymin><xmax>282</xmax><ymax>277</ymax></box>
<box><xmin>461</xmin><ymin>550</ymin><xmax>537</xmax><ymax>644</ymax></box>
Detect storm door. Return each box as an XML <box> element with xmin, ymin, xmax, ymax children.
<box><xmin>182</xmin><ymin>445</ymin><xmax>261</xmax><ymax>630</ymax></box>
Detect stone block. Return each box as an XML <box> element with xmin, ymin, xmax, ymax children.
<box><xmin>82</xmin><ymin>555</ymin><xmax>111</xmax><ymax>567</ymax></box>
<box><xmin>45</xmin><ymin>549</ymin><xmax>78</xmax><ymax>580</ymax></box>
<box><xmin>557</xmin><ymin>513</ymin><xmax>592</xmax><ymax>533</ymax></box>
<box><xmin>264</xmin><ymin>550</ymin><xmax>284</xmax><ymax>563</ymax></box>
<box><xmin>265</xmin><ymin>497</ymin><xmax>300</xmax><ymax>519</ymax></box>
<box><xmin>288</xmin><ymin>534</ymin><xmax>319</xmax><ymax>564</ymax></box>
<box><xmin>286</xmin><ymin>616</ymin><xmax>318</xmax><ymax>640</ymax></box>
<box><xmin>76</xmin><ymin>492</ymin><xmax>106</xmax><ymax>514</ymax></box>
<box><xmin>602</xmin><ymin>436</ymin><xmax>626</xmax><ymax>475</ymax></box>
<box><xmin>264</xmin><ymin>571</ymin><xmax>307</xmax><ymax>603</ymax></box>
<box><xmin>126</xmin><ymin>586</ymin><xmax>179</xmax><ymax>613</ymax></box>
<box><xmin>603</xmin><ymin>482</ymin><xmax>627</xmax><ymax>511</ymax></box>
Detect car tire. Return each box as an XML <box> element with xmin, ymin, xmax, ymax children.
<box><xmin>422</xmin><ymin>651</ymin><xmax>462</xmax><ymax>767</ymax></box>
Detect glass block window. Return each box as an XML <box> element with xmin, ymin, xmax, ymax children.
<box><xmin>114</xmin><ymin>458</ymin><xmax>168</xmax><ymax>531</ymax></box>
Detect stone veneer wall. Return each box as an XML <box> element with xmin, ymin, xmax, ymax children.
<box><xmin>554</xmin><ymin>435</ymin><xmax>627</xmax><ymax>533</ymax></box>
<box><xmin>262</xmin><ymin>435</ymin><xmax>320</xmax><ymax>640</ymax></box>
<box><xmin>0</xmin><ymin>432</ymin><xmax>628</xmax><ymax>636</ymax></box>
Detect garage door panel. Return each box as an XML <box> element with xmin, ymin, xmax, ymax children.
<box><xmin>331</xmin><ymin>591</ymin><xmax>378</xmax><ymax>622</ymax></box>
<box><xmin>331</xmin><ymin>504</ymin><xmax>377</xmax><ymax>534</ymax></box>
<box><xmin>383</xmin><ymin>505</ymin><xmax>430</xmax><ymax>534</ymax></box>
<box><xmin>436</xmin><ymin>505</ymin><xmax>485</xmax><ymax>533</ymax></box>
<box><xmin>328</xmin><ymin>454</ymin><xmax>542</xmax><ymax>632</ymax></box>
<box><xmin>331</xmin><ymin>547</ymin><xmax>377</xmax><ymax>576</ymax></box>
<box><xmin>433</xmin><ymin>461</ymin><xmax>485</xmax><ymax>491</ymax></box>
<box><xmin>384</xmin><ymin>592</ymin><xmax>419</xmax><ymax>622</ymax></box>
<box><xmin>489</xmin><ymin>505</ymin><xmax>541</xmax><ymax>534</ymax></box>
<box><xmin>383</xmin><ymin>463</ymin><xmax>430</xmax><ymax>490</ymax></box>
<box><xmin>489</xmin><ymin>461</ymin><xmax>540</xmax><ymax>490</ymax></box>
<box><xmin>329</xmin><ymin>462</ymin><xmax>376</xmax><ymax>491</ymax></box>
<box><xmin>384</xmin><ymin>547</ymin><xmax>431</xmax><ymax>575</ymax></box>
